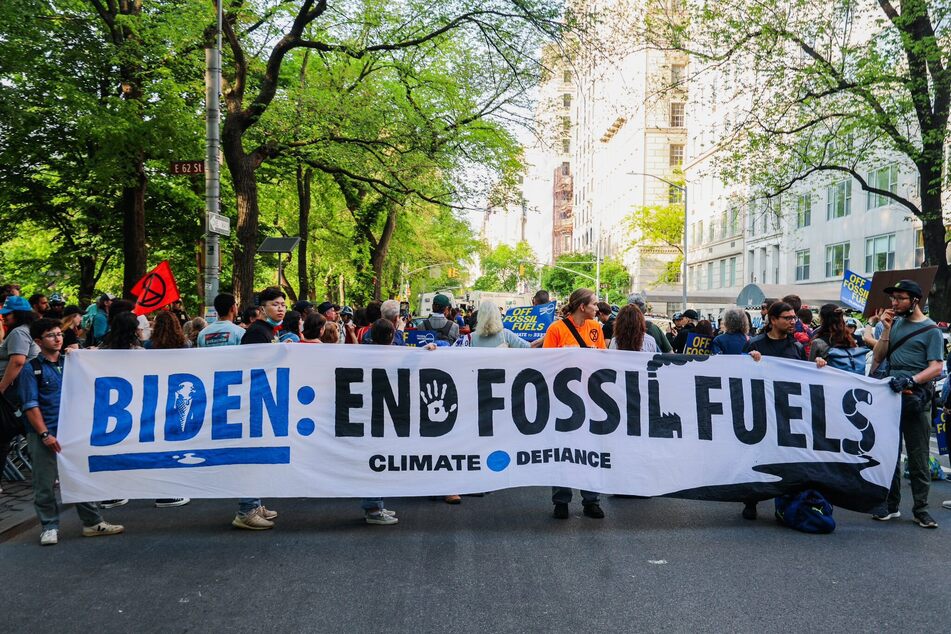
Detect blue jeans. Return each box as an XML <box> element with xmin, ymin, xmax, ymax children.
<box><xmin>238</xmin><ymin>498</ymin><xmax>261</xmax><ymax>515</ymax></box>
<box><xmin>551</xmin><ymin>487</ymin><xmax>599</xmax><ymax>505</ymax></box>
<box><xmin>361</xmin><ymin>498</ymin><xmax>383</xmax><ymax>512</ymax></box>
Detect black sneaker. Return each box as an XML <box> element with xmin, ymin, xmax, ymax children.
<box><xmin>582</xmin><ymin>503</ymin><xmax>605</xmax><ymax>519</ymax></box>
<box><xmin>553</xmin><ymin>503</ymin><xmax>570</xmax><ymax>519</ymax></box>
<box><xmin>914</xmin><ymin>512</ymin><xmax>938</xmax><ymax>529</ymax></box>
<box><xmin>742</xmin><ymin>502</ymin><xmax>757</xmax><ymax>520</ymax></box>
<box><xmin>154</xmin><ymin>498</ymin><xmax>190</xmax><ymax>508</ymax></box>
<box><xmin>872</xmin><ymin>509</ymin><xmax>901</xmax><ymax>521</ymax></box>
<box><xmin>99</xmin><ymin>499</ymin><xmax>129</xmax><ymax>509</ymax></box>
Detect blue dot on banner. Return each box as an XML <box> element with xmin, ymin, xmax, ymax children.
<box><xmin>297</xmin><ymin>386</ymin><xmax>316</xmax><ymax>405</ymax></box>
<box><xmin>486</xmin><ymin>450</ymin><xmax>511</xmax><ymax>472</ymax></box>
<box><xmin>297</xmin><ymin>418</ymin><xmax>316</xmax><ymax>436</ymax></box>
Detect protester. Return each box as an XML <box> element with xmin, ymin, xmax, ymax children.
<box><xmin>46</xmin><ymin>293</ymin><xmax>66</xmax><ymax>319</ymax></box>
<box><xmin>609</xmin><ymin>304</ymin><xmax>658</xmax><ymax>352</ymax></box>
<box><xmin>627</xmin><ymin>293</ymin><xmax>672</xmax><ymax>352</ymax></box>
<box><xmin>711</xmin><ymin>307</ymin><xmax>749</xmax><ymax>355</ymax></box>
<box><xmin>170</xmin><ymin>299</ymin><xmax>189</xmax><ymax>328</ymax></box>
<box><xmin>0</xmin><ymin>295</ymin><xmax>39</xmax><ymax>496</ymax></box>
<box><xmin>19</xmin><ymin>318</ymin><xmax>125</xmax><ymax>545</ymax></box>
<box><xmin>543</xmin><ymin>288</ymin><xmax>605</xmax><ymax>519</ymax></box>
<box><xmin>280</xmin><ymin>310</ymin><xmax>302</xmax><ymax>343</ymax></box>
<box><xmin>340</xmin><ymin>306</ymin><xmax>359</xmax><ymax>343</ymax></box>
<box><xmin>809</xmin><ymin>304</ymin><xmax>869</xmax><ymax>375</ymax></box>
<box><xmin>597</xmin><ymin>302</ymin><xmax>615</xmax><ymax>346</ymax></box>
<box><xmin>240</xmin><ymin>306</ymin><xmax>261</xmax><ymax>329</ymax></box>
<box><xmin>292</xmin><ymin>300</ymin><xmax>315</xmax><ymax>316</ymax></box>
<box><xmin>357</xmin><ymin>301</ymin><xmax>382</xmax><ymax>343</ymax></box>
<box><xmin>182</xmin><ymin>317</ymin><xmax>206</xmax><ymax>348</ymax></box>
<box><xmin>421</xmin><ymin>294</ymin><xmax>459</xmax><ymax>344</ymax></box>
<box><xmin>197</xmin><ymin>294</ymin><xmax>244</xmax><ymax>347</ymax></box>
<box><xmin>233</xmin><ymin>287</ymin><xmax>285</xmax><ymax>528</ymax></box>
<box><xmin>28</xmin><ymin>293</ymin><xmax>50</xmax><ymax>317</ymax></box>
<box><xmin>87</xmin><ymin>293</ymin><xmax>113</xmax><ymax>346</ymax></box>
<box><xmin>667</xmin><ymin>311</ymin><xmax>685</xmax><ymax>347</ymax></box>
<box><xmin>300</xmin><ymin>312</ymin><xmax>326</xmax><ymax>343</ymax></box>
<box><xmin>149</xmin><ymin>310</ymin><xmax>187</xmax><ymax>350</ymax></box>
<box><xmin>317</xmin><ymin>301</ymin><xmax>346</xmax><ymax>344</ymax></box>
<box><xmin>377</xmin><ymin>300</ymin><xmax>407</xmax><ymax>345</ymax></box>
<box><xmin>742</xmin><ymin>301</ymin><xmax>825</xmax><ymax>520</ymax></box>
<box><xmin>694</xmin><ymin>320</ymin><xmax>715</xmax><ymax>339</ymax></box>
<box><xmin>470</xmin><ymin>299</ymin><xmax>529</xmax><ymax>348</ymax></box>
<box><xmin>529</xmin><ymin>289</ymin><xmax>552</xmax><ymax>348</ymax></box>
<box><xmin>870</xmin><ymin>280</ymin><xmax>944</xmax><ymax>528</ymax></box>
<box><xmin>671</xmin><ymin>309</ymin><xmax>700</xmax><ymax>353</ymax></box>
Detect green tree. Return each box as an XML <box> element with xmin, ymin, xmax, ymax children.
<box><xmin>473</xmin><ymin>242</ymin><xmax>538</xmax><ymax>292</ymax></box>
<box><xmin>626</xmin><ymin>202</ymin><xmax>684</xmax><ymax>286</ymax></box>
<box><xmin>541</xmin><ymin>252</ymin><xmax>631</xmax><ymax>302</ymax></box>
<box><xmin>644</xmin><ymin>0</ymin><xmax>951</xmax><ymax>318</ymax></box>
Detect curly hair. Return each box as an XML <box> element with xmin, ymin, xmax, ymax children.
<box><xmin>150</xmin><ymin>310</ymin><xmax>186</xmax><ymax>349</ymax></box>
<box><xmin>612</xmin><ymin>305</ymin><xmax>646</xmax><ymax>352</ymax></box>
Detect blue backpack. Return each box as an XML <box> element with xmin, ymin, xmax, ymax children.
<box><xmin>825</xmin><ymin>346</ymin><xmax>868</xmax><ymax>375</ymax></box>
<box><xmin>774</xmin><ymin>490</ymin><xmax>836</xmax><ymax>534</ymax></box>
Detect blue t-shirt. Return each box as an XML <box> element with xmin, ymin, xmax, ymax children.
<box><xmin>17</xmin><ymin>355</ymin><xmax>64</xmax><ymax>434</ymax></box>
<box><xmin>712</xmin><ymin>332</ymin><xmax>749</xmax><ymax>355</ymax></box>
<box><xmin>197</xmin><ymin>320</ymin><xmax>245</xmax><ymax>347</ymax></box>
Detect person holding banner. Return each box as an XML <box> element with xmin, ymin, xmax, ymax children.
<box><xmin>544</xmin><ymin>288</ymin><xmax>606</xmax><ymax>519</ymax></box>
<box><xmin>870</xmin><ymin>280</ymin><xmax>944</xmax><ymax>528</ymax></box>
<box><xmin>19</xmin><ymin>318</ymin><xmax>125</xmax><ymax>545</ymax></box>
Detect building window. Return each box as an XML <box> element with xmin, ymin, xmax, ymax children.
<box><xmin>825</xmin><ymin>242</ymin><xmax>850</xmax><ymax>278</ymax></box>
<box><xmin>796</xmin><ymin>194</ymin><xmax>811</xmax><ymax>228</ymax></box>
<box><xmin>728</xmin><ymin>256</ymin><xmax>737</xmax><ymax>287</ymax></box>
<box><xmin>866</xmin><ymin>164</ymin><xmax>898</xmax><ymax>209</ymax></box>
<box><xmin>865</xmin><ymin>233</ymin><xmax>896</xmax><ymax>272</ymax></box>
<box><xmin>915</xmin><ymin>228</ymin><xmax>925</xmax><ymax>266</ymax></box>
<box><xmin>671</xmin><ymin>64</ymin><xmax>686</xmax><ymax>85</ymax></box>
<box><xmin>826</xmin><ymin>180</ymin><xmax>852</xmax><ymax>219</ymax></box>
<box><xmin>562</xmin><ymin>94</ymin><xmax>571</xmax><ymax>108</ymax></box>
<box><xmin>669</xmin><ymin>143</ymin><xmax>684</xmax><ymax>167</ymax></box>
<box><xmin>696</xmin><ymin>220</ymin><xmax>703</xmax><ymax>245</ymax></box>
<box><xmin>670</xmin><ymin>102</ymin><xmax>685</xmax><ymax>127</ymax></box>
<box><xmin>708</xmin><ymin>220</ymin><xmax>715</xmax><ymax>243</ymax></box>
<box><xmin>729</xmin><ymin>208</ymin><xmax>740</xmax><ymax>236</ymax></box>
<box><xmin>719</xmin><ymin>259</ymin><xmax>726</xmax><ymax>288</ymax></box>
<box><xmin>795</xmin><ymin>249</ymin><xmax>810</xmax><ymax>281</ymax></box>
<box><xmin>561</xmin><ymin>139</ymin><xmax>570</xmax><ymax>153</ymax></box>
<box><xmin>561</xmin><ymin>161</ymin><xmax>570</xmax><ymax>176</ymax></box>
<box><xmin>563</xmin><ymin>70</ymin><xmax>571</xmax><ymax>83</ymax></box>
<box><xmin>669</xmin><ymin>184</ymin><xmax>684</xmax><ymax>203</ymax></box>
<box><xmin>706</xmin><ymin>261</ymin><xmax>714</xmax><ymax>290</ymax></box>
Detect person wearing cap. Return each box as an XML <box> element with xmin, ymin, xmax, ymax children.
<box><xmin>870</xmin><ymin>279</ymin><xmax>944</xmax><ymax>528</ymax></box>
<box><xmin>627</xmin><ymin>293</ymin><xmax>672</xmax><ymax>353</ymax></box>
<box><xmin>339</xmin><ymin>305</ymin><xmax>359</xmax><ymax>344</ymax></box>
<box><xmin>667</xmin><ymin>311</ymin><xmax>685</xmax><ymax>347</ymax></box>
<box><xmin>45</xmin><ymin>293</ymin><xmax>66</xmax><ymax>319</ymax></box>
<box><xmin>671</xmin><ymin>309</ymin><xmax>701</xmax><ymax>353</ymax></box>
<box><xmin>292</xmin><ymin>300</ymin><xmax>315</xmax><ymax>316</ymax></box>
<box><xmin>317</xmin><ymin>301</ymin><xmax>346</xmax><ymax>344</ymax></box>
<box><xmin>422</xmin><ymin>294</ymin><xmax>459</xmax><ymax>344</ymax></box>
<box><xmin>0</xmin><ymin>294</ymin><xmax>41</xmax><ymax>494</ymax></box>
<box><xmin>87</xmin><ymin>293</ymin><xmax>113</xmax><ymax>347</ymax></box>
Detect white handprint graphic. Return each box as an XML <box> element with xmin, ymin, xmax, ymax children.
<box><xmin>420</xmin><ymin>380</ymin><xmax>457</xmax><ymax>422</ymax></box>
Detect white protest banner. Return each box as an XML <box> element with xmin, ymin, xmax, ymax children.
<box><xmin>57</xmin><ymin>346</ymin><xmax>900</xmax><ymax>512</ymax></box>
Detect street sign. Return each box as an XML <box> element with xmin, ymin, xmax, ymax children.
<box><xmin>170</xmin><ymin>160</ymin><xmax>205</xmax><ymax>175</ymax></box>
<box><xmin>208</xmin><ymin>212</ymin><xmax>231</xmax><ymax>236</ymax></box>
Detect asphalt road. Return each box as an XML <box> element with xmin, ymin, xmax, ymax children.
<box><xmin>3</xmin><ymin>482</ymin><xmax>950</xmax><ymax>633</ymax></box>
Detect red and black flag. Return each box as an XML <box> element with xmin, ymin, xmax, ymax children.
<box><xmin>131</xmin><ymin>260</ymin><xmax>180</xmax><ymax>316</ymax></box>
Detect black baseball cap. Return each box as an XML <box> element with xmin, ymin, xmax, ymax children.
<box><xmin>883</xmin><ymin>279</ymin><xmax>923</xmax><ymax>299</ymax></box>
<box><xmin>682</xmin><ymin>309</ymin><xmax>700</xmax><ymax>320</ymax></box>
<box><xmin>316</xmin><ymin>301</ymin><xmax>335</xmax><ymax>314</ymax></box>
<box><xmin>293</xmin><ymin>300</ymin><xmax>314</xmax><ymax>313</ymax></box>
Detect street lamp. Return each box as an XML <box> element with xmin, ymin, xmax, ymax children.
<box><xmin>628</xmin><ymin>172</ymin><xmax>688</xmax><ymax>311</ymax></box>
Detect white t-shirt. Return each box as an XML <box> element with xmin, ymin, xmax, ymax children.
<box><xmin>609</xmin><ymin>336</ymin><xmax>659</xmax><ymax>352</ymax></box>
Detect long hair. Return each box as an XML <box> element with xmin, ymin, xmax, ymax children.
<box><xmin>815</xmin><ymin>303</ymin><xmax>856</xmax><ymax>348</ymax></box>
<box><xmin>302</xmin><ymin>312</ymin><xmax>326</xmax><ymax>340</ymax></box>
<box><xmin>562</xmin><ymin>288</ymin><xmax>595</xmax><ymax>318</ymax></box>
<box><xmin>695</xmin><ymin>320</ymin><xmax>715</xmax><ymax>337</ymax></box>
<box><xmin>612</xmin><ymin>305</ymin><xmax>646</xmax><ymax>352</ymax></box>
<box><xmin>99</xmin><ymin>312</ymin><xmax>141</xmax><ymax>349</ymax></box>
<box><xmin>150</xmin><ymin>311</ymin><xmax>186</xmax><ymax>349</ymax></box>
<box><xmin>475</xmin><ymin>299</ymin><xmax>503</xmax><ymax>337</ymax></box>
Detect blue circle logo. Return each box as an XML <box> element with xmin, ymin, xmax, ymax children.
<box><xmin>486</xmin><ymin>450</ymin><xmax>511</xmax><ymax>472</ymax></box>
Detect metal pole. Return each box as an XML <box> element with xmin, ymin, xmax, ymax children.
<box><xmin>203</xmin><ymin>0</ymin><xmax>222</xmax><ymax>316</ymax></box>
<box><xmin>682</xmin><ymin>186</ymin><xmax>688</xmax><ymax>310</ymax></box>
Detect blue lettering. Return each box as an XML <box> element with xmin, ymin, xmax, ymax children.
<box><xmin>212</xmin><ymin>370</ymin><xmax>244</xmax><ymax>440</ymax></box>
<box><xmin>164</xmin><ymin>373</ymin><xmax>207</xmax><ymax>441</ymax></box>
<box><xmin>139</xmin><ymin>375</ymin><xmax>158</xmax><ymax>443</ymax></box>
<box><xmin>250</xmin><ymin>368</ymin><xmax>289</xmax><ymax>438</ymax></box>
<box><xmin>91</xmin><ymin>377</ymin><xmax>133</xmax><ymax>446</ymax></box>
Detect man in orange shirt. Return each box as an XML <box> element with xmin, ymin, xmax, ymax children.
<box><xmin>542</xmin><ymin>288</ymin><xmax>606</xmax><ymax>519</ymax></box>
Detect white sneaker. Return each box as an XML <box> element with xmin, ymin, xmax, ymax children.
<box><xmin>82</xmin><ymin>521</ymin><xmax>125</xmax><ymax>537</ymax></box>
<box><xmin>232</xmin><ymin>507</ymin><xmax>274</xmax><ymax>530</ymax></box>
<box><xmin>942</xmin><ymin>500</ymin><xmax>951</xmax><ymax>510</ymax></box>
<box><xmin>40</xmin><ymin>529</ymin><xmax>58</xmax><ymax>546</ymax></box>
<box><xmin>366</xmin><ymin>511</ymin><xmax>399</xmax><ymax>525</ymax></box>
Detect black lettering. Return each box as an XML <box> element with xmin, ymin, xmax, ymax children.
<box><xmin>695</xmin><ymin>376</ymin><xmax>723</xmax><ymax>441</ymax></box>
<box><xmin>730</xmin><ymin>378</ymin><xmax>767</xmax><ymax>445</ymax></box>
<box><xmin>601</xmin><ymin>453</ymin><xmax>611</xmax><ymax>468</ymax></box>
<box><xmin>842</xmin><ymin>389</ymin><xmax>875</xmax><ymax>455</ymax></box>
<box><xmin>369</xmin><ymin>455</ymin><xmax>385</xmax><ymax>472</ymax></box>
<box><xmin>625</xmin><ymin>371</ymin><xmax>641</xmax><ymax>436</ymax></box>
<box><xmin>511</xmin><ymin>369</ymin><xmax>550</xmax><ymax>435</ymax></box>
<box><xmin>809</xmin><ymin>384</ymin><xmax>840</xmax><ymax>452</ymax></box>
<box><xmin>574</xmin><ymin>448</ymin><xmax>588</xmax><ymax>466</ymax></box>
<box><xmin>477</xmin><ymin>369</ymin><xmax>506</xmax><ymax>436</ymax></box>
<box><xmin>434</xmin><ymin>455</ymin><xmax>452</xmax><ymax>470</ymax></box>
<box><xmin>335</xmin><ymin>368</ymin><xmax>364</xmax><ymax>437</ymax></box>
<box><xmin>588</xmin><ymin>369</ymin><xmax>620</xmax><ymax>435</ymax></box>
<box><xmin>648</xmin><ymin>375</ymin><xmax>682</xmax><ymax>438</ymax></box>
<box><xmin>775</xmin><ymin>381</ymin><xmax>807</xmax><ymax>448</ymax></box>
<box><xmin>588</xmin><ymin>451</ymin><xmax>600</xmax><ymax>467</ymax></box>
<box><xmin>516</xmin><ymin>451</ymin><xmax>530</xmax><ymax>465</ymax></box>
<box><xmin>419</xmin><ymin>369</ymin><xmax>458</xmax><ymax>437</ymax></box>
<box><xmin>409</xmin><ymin>454</ymin><xmax>433</xmax><ymax>470</ymax></box>
<box><xmin>553</xmin><ymin>368</ymin><xmax>585</xmax><ymax>432</ymax></box>
<box><xmin>371</xmin><ymin>369</ymin><xmax>410</xmax><ymax>437</ymax></box>
<box><xmin>531</xmin><ymin>449</ymin><xmax>542</xmax><ymax>463</ymax></box>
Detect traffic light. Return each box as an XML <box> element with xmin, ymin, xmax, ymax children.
<box><xmin>518</xmin><ymin>264</ymin><xmax>525</xmax><ymax>276</ymax></box>
<box><xmin>447</xmin><ymin>266</ymin><xmax>456</xmax><ymax>278</ymax></box>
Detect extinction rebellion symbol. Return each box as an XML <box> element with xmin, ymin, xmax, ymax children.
<box><xmin>137</xmin><ymin>272</ymin><xmax>168</xmax><ymax>310</ymax></box>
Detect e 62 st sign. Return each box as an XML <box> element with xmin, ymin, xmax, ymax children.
<box><xmin>170</xmin><ymin>160</ymin><xmax>205</xmax><ymax>175</ymax></box>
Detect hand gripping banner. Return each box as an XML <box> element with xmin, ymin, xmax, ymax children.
<box><xmin>57</xmin><ymin>346</ymin><xmax>900</xmax><ymax>512</ymax></box>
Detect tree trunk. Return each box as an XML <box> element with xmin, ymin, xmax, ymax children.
<box><xmin>78</xmin><ymin>255</ymin><xmax>98</xmax><ymax>305</ymax></box>
<box><xmin>369</xmin><ymin>204</ymin><xmax>400</xmax><ymax>300</ymax></box>
<box><xmin>121</xmin><ymin>156</ymin><xmax>147</xmax><ymax>298</ymax></box>
<box><xmin>297</xmin><ymin>163</ymin><xmax>312</xmax><ymax>301</ymax></box>
<box><xmin>223</xmin><ymin>126</ymin><xmax>259</xmax><ymax>309</ymax></box>
<box><xmin>921</xmin><ymin>214</ymin><xmax>950</xmax><ymax>320</ymax></box>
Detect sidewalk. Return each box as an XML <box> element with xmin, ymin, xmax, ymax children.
<box><xmin>0</xmin><ymin>478</ymin><xmax>37</xmax><ymax>537</ymax></box>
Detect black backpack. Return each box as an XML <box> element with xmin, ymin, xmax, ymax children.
<box><xmin>422</xmin><ymin>319</ymin><xmax>455</xmax><ymax>342</ymax></box>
